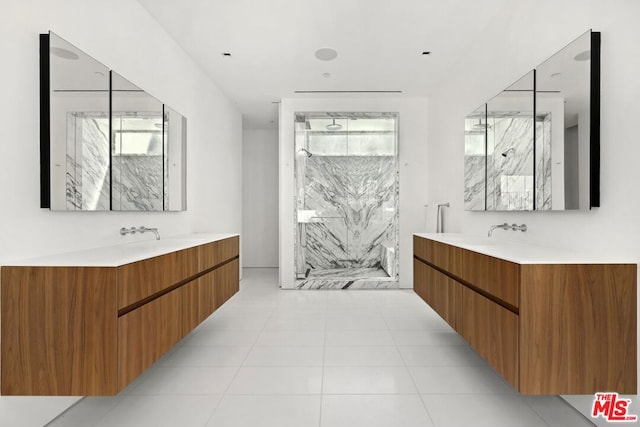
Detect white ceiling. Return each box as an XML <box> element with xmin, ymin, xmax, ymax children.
<box><xmin>137</xmin><ymin>0</ymin><xmax>512</xmax><ymax>129</ymax></box>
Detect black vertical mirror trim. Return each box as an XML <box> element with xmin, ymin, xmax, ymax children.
<box><xmin>590</xmin><ymin>31</ymin><xmax>601</xmax><ymax>208</ymax></box>
<box><xmin>39</xmin><ymin>33</ymin><xmax>51</xmax><ymax>208</ymax></box>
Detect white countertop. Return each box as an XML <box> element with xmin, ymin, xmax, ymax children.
<box><xmin>4</xmin><ymin>233</ymin><xmax>238</xmax><ymax>267</ymax></box>
<box><xmin>415</xmin><ymin>233</ymin><xmax>635</xmax><ymax>265</ymax></box>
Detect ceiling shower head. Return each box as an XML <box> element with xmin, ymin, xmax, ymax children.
<box><xmin>326</xmin><ymin>119</ymin><xmax>342</xmax><ymax>131</ymax></box>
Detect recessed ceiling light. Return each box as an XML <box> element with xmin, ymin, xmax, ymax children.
<box><xmin>221</xmin><ymin>52</ymin><xmax>232</xmax><ymax>58</ymax></box>
<box><xmin>94</xmin><ymin>71</ymin><xmax>105</xmax><ymax>77</ymax></box>
<box><xmin>315</xmin><ymin>48</ymin><xmax>338</xmax><ymax>61</ymax></box>
<box><xmin>322</xmin><ymin>72</ymin><xmax>331</xmax><ymax>78</ymax></box>
<box><xmin>550</xmin><ymin>72</ymin><xmax>561</xmax><ymax>78</ymax></box>
<box><xmin>50</xmin><ymin>47</ymin><xmax>79</xmax><ymax>60</ymax></box>
<box><xmin>422</xmin><ymin>51</ymin><xmax>431</xmax><ymax>56</ymax></box>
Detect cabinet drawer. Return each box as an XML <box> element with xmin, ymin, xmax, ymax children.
<box><xmin>199</xmin><ymin>236</ymin><xmax>239</xmax><ymax>271</ymax></box>
<box><xmin>460</xmin><ymin>286</ymin><xmax>518</xmax><ymax>388</ymax></box>
<box><xmin>117</xmin><ymin>246</ymin><xmax>199</xmax><ymax>309</ymax></box>
<box><xmin>414</xmin><ymin>259</ymin><xmax>460</xmax><ymax>330</ymax></box>
<box><xmin>117</xmin><ymin>288</ymin><xmax>183</xmax><ymax>388</ymax></box>
<box><xmin>215</xmin><ymin>258</ymin><xmax>239</xmax><ymax>308</ymax></box>
<box><xmin>182</xmin><ymin>271</ymin><xmax>217</xmax><ymax>334</ymax></box>
<box><xmin>460</xmin><ymin>251</ymin><xmax>519</xmax><ymax>309</ymax></box>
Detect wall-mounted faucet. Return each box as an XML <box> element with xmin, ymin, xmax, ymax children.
<box><xmin>120</xmin><ymin>226</ymin><xmax>161</xmax><ymax>240</ymax></box>
<box><xmin>488</xmin><ymin>223</ymin><xmax>527</xmax><ymax>237</ymax></box>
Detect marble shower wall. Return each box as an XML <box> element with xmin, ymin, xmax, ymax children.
<box><xmin>66</xmin><ymin>113</ymin><xmax>110</xmax><ymax>210</ymax></box>
<box><xmin>298</xmin><ymin>155</ymin><xmax>398</xmax><ymax>271</ymax></box>
<box><xmin>112</xmin><ymin>155</ymin><xmax>164</xmax><ymax>210</ymax></box>
<box><xmin>535</xmin><ymin>113</ymin><xmax>552</xmax><ymax>210</ymax></box>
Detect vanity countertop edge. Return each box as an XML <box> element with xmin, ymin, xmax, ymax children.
<box><xmin>414</xmin><ymin>232</ymin><xmax>636</xmax><ymax>265</ymax></box>
<box><xmin>3</xmin><ymin>233</ymin><xmax>239</xmax><ymax>267</ymax></box>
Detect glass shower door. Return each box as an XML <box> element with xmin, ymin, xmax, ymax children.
<box><xmin>294</xmin><ymin>113</ymin><xmax>399</xmax><ymax>288</ymax></box>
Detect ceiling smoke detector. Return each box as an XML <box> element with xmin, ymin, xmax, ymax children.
<box><xmin>315</xmin><ymin>48</ymin><xmax>338</xmax><ymax>61</ymax></box>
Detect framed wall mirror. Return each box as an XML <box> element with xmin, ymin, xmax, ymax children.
<box><xmin>463</xmin><ymin>30</ymin><xmax>600</xmax><ymax>211</ymax></box>
<box><xmin>40</xmin><ymin>31</ymin><xmax>187</xmax><ymax>211</ymax></box>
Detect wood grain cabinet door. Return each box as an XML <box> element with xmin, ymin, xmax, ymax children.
<box><xmin>414</xmin><ymin>260</ymin><xmax>460</xmax><ymax>331</ymax></box>
<box><xmin>460</xmin><ymin>286</ymin><xmax>519</xmax><ymax>389</ymax></box>
<box><xmin>117</xmin><ymin>288</ymin><xmax>183</xmax><ymax>388</ymax></box>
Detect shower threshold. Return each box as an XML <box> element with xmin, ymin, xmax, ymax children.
<box><xmin>295</xmin><ymin>267</ymin><xmax>399</xmax><ymax>290</ymax></box>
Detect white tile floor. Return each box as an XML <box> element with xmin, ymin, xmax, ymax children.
<box><xmin>43</xmin><ymin>268</ymin><xmax>596</xmax><ymax>427</ymax></box>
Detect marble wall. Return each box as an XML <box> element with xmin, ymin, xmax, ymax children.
<box><xmin>464</xmin><ymin>113</ymin><xmax>553</xmax><ymax>211</ymax></box>
<box><xmin>296</xmin><ymin>155</ymin><xmax>398</xmax><ymax>272</ymax></box>
<box><xmin>65</xmin><ymin>113</ymin><xmax>166</xmax><ymax>211</ymax></box>
<box><xmin>66</xmin><ymin>113</ymin><xmax>110</xmax><ymax>210</ymax></box>
<box><xmin>112</xmin><ymin>155</ymin><xmax>164</xmax><ymax>210</ymax></box>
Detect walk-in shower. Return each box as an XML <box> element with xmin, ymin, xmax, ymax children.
<box><xmin>294</xmin><ymin>112</ymin><xmax>399</xmax><ymax>289</ymax></box>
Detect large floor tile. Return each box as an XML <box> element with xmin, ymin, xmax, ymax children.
<box><xmin>325</xmin><ymin>315</ymin><xmax>388</xmax><ymax>331</ymax></box>
<box><xmin>325</xmin><ymin>329</ymin><xmax>395</xmax><ymax>346</ymax></box>
<box><xmin>0</xmin><ymin>397</ymin><xmax>81</xmax><ymax>427</ymax></box>
<box><xmin>391</xmin><ymin>330</ymin><xmax>466</xmax><ymax>346</ymax></box>
<box><xmin>244</xmin><ymin>346</ymin><xmax>324</xmax><ymax>366</ymax></box>
<box><xmin>523</xmin><ymin>395</ymin><xmax>598</xmax><ymax>427</ymax></box>
<box><xmin>398</xmin><ymin>345</ymin><xmax>486</xmax><ymax>366</ymax></box>
<box><xmin>323</xmin><ymin>367</ymin><xmax>417</xmax><ymax>394</ymax></box>
<box><xmin>422</xmin><ymin>394</ymin><xmax>547</xmax><ymax>427</ymax></box>
<box><xmin>324</xmin><ymin>346</ymin><xmax>404</xmax><ymax>367</ymax></box>
<box><xmin>205</xmin><ymin>395</ymin><xmax>321</xmax><ymax>427</ymax></box>
<box><xmin>93</xmin><ymin>395</ymin><xmax>220</xmax><ymax>427</ymax></box>
<box><xmin>321</xmin><ymin>395</ymin><xmax>433</xmax><ymax>427</ymax></box>
<box><xmin>384</xmin><ymin>314</ymin><xmax>452</xmax><ymax>331</ymax></box>
<box><xmin>184</xmin><ymin>329</ymin><xmax>261</xmax><ymax>346</ymax></box>
<box><xmin>130</xmin><ymin>367</ymin><xmax>238</xmax><ymax>395</ymax></box>
<box><xmin>227</xmin><ymin>367</ymin><xmax>322</xmax><ymax>394</ymax></box>
<box><xmin>409</xmin><ymin>366</ymin><xmax>515</xmax><ymax>394</ymax></box>
<box><xmin>255</xmin><ymin>329</ymin><xmax>325</xmax><ymax>346</ymax></box>
<box><xmin>47</xmin><ymin>397</ymin><xmax>121</xmax><ymax>427</ymax></box>
<box><xmin>163</xmin><ymin>345</ymin><xmax>251</xmax><ymax>367</ymax></box>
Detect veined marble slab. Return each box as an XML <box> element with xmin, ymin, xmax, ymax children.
<box><xmin>297</xmin><ymin>155</ymin><xmax>398</xmax><ymax>271</ymax></box>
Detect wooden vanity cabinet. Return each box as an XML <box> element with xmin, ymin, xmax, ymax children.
<box><xmin>413</xmin><ymin>235</ymin><xmax>637</xmax><ymax>395</ymax></box>
<box><xmin>0</xmin><ymin>235</ymin><xmax>240</xmax><ymax>396</ymax></box>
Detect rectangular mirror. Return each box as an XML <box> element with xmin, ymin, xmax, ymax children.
<box><xmin>536</xmin><ymin>30</ymin><xmax>599</xmax><ymax>209</ymax></box>
<box><xmin>486</xmin><ymin>71</ymin><xmax>535</xmax><ymax>211</ymax></box>
<box><xmin>463</xmin><ymin>30</ymin><xmax>600</xmax><ymax>211</ymax></box>
<box><xmin>41</xmin><ymin>32</ymin><xmax>187</xmax><ymax>211</ymax></box>
<box><xmin>464</xmin><ymin>105</ymin><xmax>487</xmax><ymax>211</ymax></box>
<box><xmin>111</xmin><ymin>72</ymin><xmax>164</xmax><ymax>211</ymax></box>
<box><xmin>46</xmin><ymin>32</ymin><xmax>111</xmax><ymax>210</ymax></box>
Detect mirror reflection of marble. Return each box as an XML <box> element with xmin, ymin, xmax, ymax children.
<box><xmin>486</xmin><ymin>72</ymin><xmax>535</xmax><ymax>211</ymax></box>
<box><xmin>48</xmin><ymin>32</ymin><xmax>110</xmax><ymax>210</ymax></box>
<box><xmin>111</xmin><ymin>72</ymin><xmax>164</xmax><ymax>211</ymax></box>
<box><xmin>463</xmin><ymin>30</ymin><xmax>599</xmax><ymax>211</ymax></box>
<box><xmin>41</xmin><ymin>32</ymin><xmax>187</xmax><ymax>211</ymax></box>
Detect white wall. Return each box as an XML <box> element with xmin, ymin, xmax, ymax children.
<box><xmin>279</xmin><ymin>97</ymin><xmax>429</xmax><ymax>289</ymax></box>
<box><xmin>0</xmin><ymin>0</ymin><xmax>241</xmax><ymax>422</ymax></box>
<box><xmin>243</xmin><ymin>128</ymin><xmax>278</xmax><ymax>267</ymax></box>
<box><xmin>0</xmin><ymin>0</ymin><xmax>242</xmax><ymax>265</ymax></box>
<box><xmin>426</xmin><ymin>0</ymin><xmax>640</xmax><ymax>415</ymax></box>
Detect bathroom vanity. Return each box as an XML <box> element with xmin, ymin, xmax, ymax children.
<box><xmin>413</xmin><ymin>233</ymin><xmax>636</xmax><ymax>395</ymax></box>
<box><xmin>0</xmin><ymin>234</ymin><xmax>239</xmax><ymax>395</ymax></box>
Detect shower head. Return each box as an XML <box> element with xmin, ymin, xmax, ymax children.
<box><xmin>501</xmin><ymin>148</ymin><xmax>515</xmax><ymax>157</ymax></box>
<box><xmin>326</xmin><ymin>119</ymin><xmax>342</xmax><ymax>131</ymax></box>
<box><xmin>298</xmin><ymin>148</ymin><xmax>313</xmax><ymax>157</ymax></box>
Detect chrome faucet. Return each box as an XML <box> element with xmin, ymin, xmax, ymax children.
<box><xmin>488</xmin><ymin>223</ymin><xmax>527</xmax><ymax>237</ymax></box>
<box><xmin>488</xmin><ymin>223</ymin><xmax>510</xmax><ymax>237</ymax></box>
<box><xmin>120</xmin><ymin>226</ymin><xmax>161</xmax><ymax>240</ymax></box>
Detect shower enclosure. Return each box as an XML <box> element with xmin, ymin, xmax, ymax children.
<box><xmin>294</xmin><ymin>112</ymin><xmax>399</xmax><ymax>289</ymax></box>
